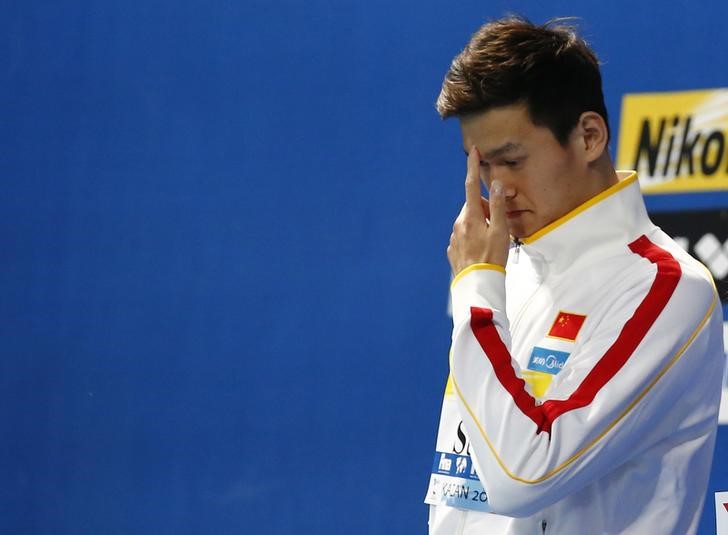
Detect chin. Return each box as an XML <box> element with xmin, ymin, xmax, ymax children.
<box><xmin>507</xmin><ymin>226</ymin><xmax>526</xmax><ymax>240</ymax></box>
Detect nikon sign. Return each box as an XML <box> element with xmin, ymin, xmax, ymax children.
<box><xmin>617</xmin><ymin>88</ymin><xmax>728</xmax><ymax>193</ymax></box>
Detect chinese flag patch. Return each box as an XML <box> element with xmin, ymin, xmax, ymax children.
<box><xmin>547</xmin><ymin>312</ymin><xmax>587</xmax><ymax>341</ymax></box>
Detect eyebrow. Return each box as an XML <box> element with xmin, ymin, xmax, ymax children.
<box><xmin>463</xmin><ymin>142</ymin><xmax>524</xmax><ymax>159</ymax></box>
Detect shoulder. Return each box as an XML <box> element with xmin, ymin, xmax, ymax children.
<box><xmin>643</xmin><ymin>228</ymin><xmax>717</xmax><ymax>301</ymax></box>
<box><xmin>591</xmin><ymin>229</ymin><xmax>717</xmax><ymax>327</ymax></box>
<box><xmin>616</xmin><ymin>230</ymin><xmax>719</xmax><ymax>348</ymax></box>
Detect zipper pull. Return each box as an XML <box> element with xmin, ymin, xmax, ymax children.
<box><xmin>541</xmin><ymin>519</ymin><xmax>547</xmax><ymax>534</ymax></box>
<box><xmin>513</xmin><ymin>238</ymin><xmax>522</xmax><ymax>264</ymax></box>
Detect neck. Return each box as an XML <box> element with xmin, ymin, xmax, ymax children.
<box><xmin>574</xmin><ymin>155</ymin><xmax>619</xmax><ymax>210</ymax></box>
<box><xmin>520</xmin><ymin>171</ymin><xmax>651</xmax><ymax>273</ymax></box>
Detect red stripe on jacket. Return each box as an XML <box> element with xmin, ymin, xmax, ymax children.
<box><xmin>468</xmin><ymin>235</ymin><xmax>682</xmax><ymax>435</ymax></box>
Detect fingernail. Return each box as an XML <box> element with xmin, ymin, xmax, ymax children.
<box><xmin>491</xmin><ymin>180</ymin><xmax>503</xmax><ymax>196</ymax></box>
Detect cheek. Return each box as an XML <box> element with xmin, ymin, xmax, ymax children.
<box><xmin>525</xmin><ymin>172</ymin><xmax>564</xmax><ymax>211</ymax></box>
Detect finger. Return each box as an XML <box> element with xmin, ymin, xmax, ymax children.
<box><xmin>464</xmin><ymin>146</ymin><xmax>484</xmax><ymax>217</ymax></box>
<box><xmin>480</xmin><ymin>196</ymin><xmax>491</xmax><ymax>222</ymax></box>
<box><xmin>488</xmin><ymin>179</ymin><xmax>507</xmax><ymax>233</ymax></box>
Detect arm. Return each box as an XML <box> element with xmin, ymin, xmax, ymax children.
<box><xmin>449</xmin><ymin>249</ymin><xmax>721</xmax><ymax>516</ymax></box>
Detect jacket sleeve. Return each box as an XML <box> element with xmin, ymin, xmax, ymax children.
<box><xmin>449</xmin><ymin>241</ymin><xmax>723</xmax><ymax>517</ymax></box>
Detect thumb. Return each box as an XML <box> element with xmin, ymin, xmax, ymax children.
<box><xmin>488</xmin><ymin>180</ymin><xmax>507</xmax><ymax>233</ymax></box>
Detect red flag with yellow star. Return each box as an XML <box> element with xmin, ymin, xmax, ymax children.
<box><xmin>547</xmin><ymin>312</ymin><xmax>587</xmax><ymax>341</ymax></box>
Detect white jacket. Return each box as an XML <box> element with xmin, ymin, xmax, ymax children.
<box><xmin>426</xmin><ymin>172</ymin><xmax>725</xmax><ymax>534</ymax></box>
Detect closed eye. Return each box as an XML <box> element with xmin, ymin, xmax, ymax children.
<box><xmin>503</xmin><ymin>157</ymin><xmax>525</xmax><ymax>167</ymax></box>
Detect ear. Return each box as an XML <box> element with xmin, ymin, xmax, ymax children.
<box><xmin>575</xmin><ymin>111</ymin><xmax>609</xmax><ymax>163</ymax></box>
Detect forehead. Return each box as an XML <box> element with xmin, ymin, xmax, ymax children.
<box><xmin>459</xmin><ymin>103</ymin><xmax>545</xmax><ymax>154</ymax></box>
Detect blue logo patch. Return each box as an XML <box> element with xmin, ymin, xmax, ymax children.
<box><xmin>528</xmin><ymin>346</ymin><xmax>570</xmax><ymax>375</ymax></box>
<box><xmin>431</xmin><ymin>452</ymin><xmax>481</xmax><ymax>481</ymax></box>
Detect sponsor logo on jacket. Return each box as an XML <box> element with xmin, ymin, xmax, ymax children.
<box><xmin>528</xmin><ymin>347</ymin><xmax>570</xmax><ymax>374</ymax></box>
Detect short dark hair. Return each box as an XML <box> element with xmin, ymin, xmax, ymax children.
<box><xmin>436</xmin><ymin>16</ymin><xmax>610</xmax><ymax>145</ymax></box>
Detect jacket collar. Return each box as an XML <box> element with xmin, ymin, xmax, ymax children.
<box><xmin>516</xmin><ymin>171</ymin><xmax>654</xmax><ymax>275</ymax></box>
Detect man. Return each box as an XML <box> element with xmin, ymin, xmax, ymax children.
<box><xmin>424</xmin><ymin>17</ymin><xmax>725</xmax><ymax>534</ymax></box>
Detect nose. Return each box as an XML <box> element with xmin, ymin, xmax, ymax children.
<box><xmin>482</xmin><ymin>167</ymin><xmax>516</xmax><ymax>199</ymax></box>
<box><xmin>501</xmin><ymin>183</ymin><xmax>516</xmax><ymax>199</ymax></box>
<box><xmin>484</xmin><ymin>175</ymin><xmax>516</xmax><ymax>199</ymax></box>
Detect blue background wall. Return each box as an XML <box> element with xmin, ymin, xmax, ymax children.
<box><xmin>2</xmin><ymin>1</ymin><xmax>727</xmax><ymax>533</ymax></box>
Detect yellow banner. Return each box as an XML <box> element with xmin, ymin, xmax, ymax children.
<box><xmin>616</xmin><ymin>88</ymin><xmax>728</xmax><ymax>193</ymax></box>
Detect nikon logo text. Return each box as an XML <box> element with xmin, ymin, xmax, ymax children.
<box><xmin>617</xmin><ymin>88</ymin><xmax>728</xmax><ymax>193</ymax></box>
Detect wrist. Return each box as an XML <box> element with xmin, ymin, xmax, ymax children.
<box><xmin>452</xmin><ymin>263</ymin><xmax>506</xmax><ymax>289</ymax></box>
<box><xmin>451</xmin><ymin>264</ymin><xmax>507</xmax><ymax>327</ymax></box>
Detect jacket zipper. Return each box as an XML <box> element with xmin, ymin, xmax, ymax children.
<box><xmin>508</xmin><ymin>241</ymin><xmax>548</xmax><ymax>337</ymax></box>
<box><xmin>542</xmin><ymin>519</ymin><xmax>547</xmax><ymax>534</ymax></box>
<box><xmin>509</xmin><ymin>279</ymin><xmax>544</xmax><ymax>337</ymax></box>
<box><xmin>512</xmin><ymin>237</ymin><xmax>522</xmax><ymax>264</ymax></box>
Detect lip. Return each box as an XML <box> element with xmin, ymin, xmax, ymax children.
<box><xmin>506</xmin><ymin>210</ymin><xmax>527</xmax><ymax>219</ymax></box>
